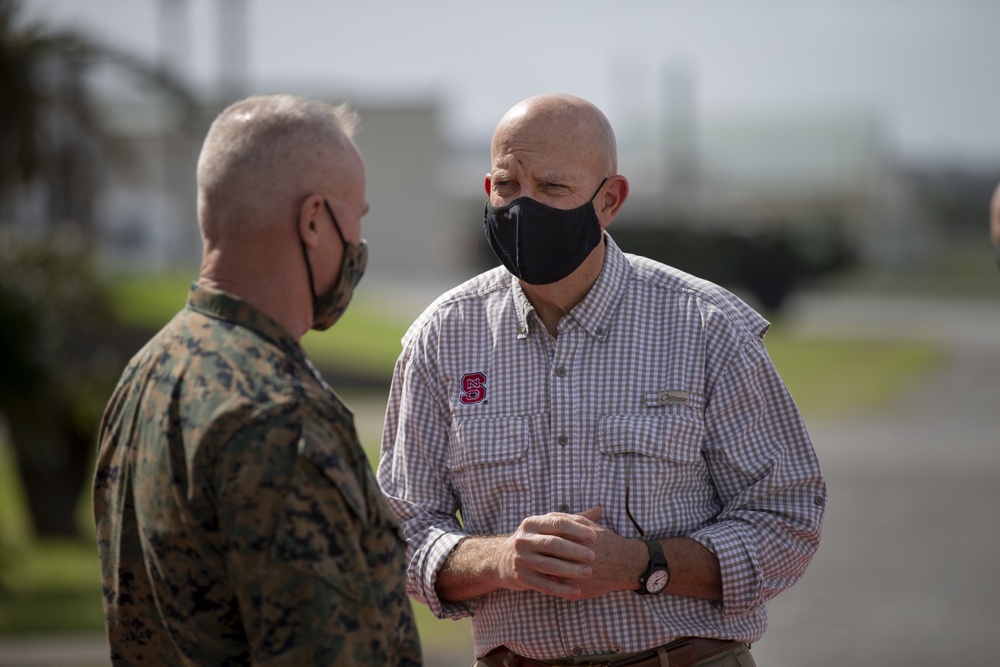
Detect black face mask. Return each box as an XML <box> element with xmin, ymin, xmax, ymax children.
<box><xmin>483</xmin><ymin>178</ymin><xmax>607</xmax><ymax>285</ymax></box>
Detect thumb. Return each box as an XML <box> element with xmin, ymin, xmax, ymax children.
<box><xmin>578</xmin><ymin>506</ymin><xmax>602</xmax><ymax>522</ymax></box>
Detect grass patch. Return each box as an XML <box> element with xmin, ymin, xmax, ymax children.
<box><xmin>835</xmin><ymin>241</ymin><xmax>1000</xmax><ymax>298</ymax></box>
<box><xmin>0</xmin><ymin>538</ymin><xmax>104</xmax><ymax>636</ymax></box>
<box><xmin>0</xmin><ymin>441</ymin><xmax>30</xmax><ymax>551</ymax></box>
<box><xmin>300</xmin><ymin>299</ymin><xmax>406</xmax><ymax>380</ymax></box>
<box><xmin>412</xmin><ymin>603</ymin><xmax>474</xmax><ymax>658</ymax></box>
<box><xmin>0</xmin><ymin>439</ymin><xmax>103</xmax><ymax>636</ymax></box>
<box><xmin>764</xmin><ymin>326</ymin><xmax>943</xmax><ymax>417</ymax></box>
<box><xmin>108</xmin><ymin>273</ymin><xmax>409</xmax><ymax>381</ymax></box>
<box><xmin>107</xmin><ymin>271</ymin><xmax>194</xmax><ymax>330</ymax></box>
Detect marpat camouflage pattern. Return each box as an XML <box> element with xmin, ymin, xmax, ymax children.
<box><xmin>93</xmin><ymin>284</ymin><xmax>421</xmax><ymax>666</ymax></box>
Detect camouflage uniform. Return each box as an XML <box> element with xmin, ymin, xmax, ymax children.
<box><xmin>93</xmin><ymin>285</ymin><xmax>421</xmax><ymax>666</ymax></box>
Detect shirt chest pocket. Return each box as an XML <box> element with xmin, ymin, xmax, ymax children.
<box><xmin>447</xmin><ymin>417</ymin><xmax>529</xmax><ymax>534</ymax></box>
<box><xmin>596</xmin><ymin>414</ymin><xmax>711</xmax><ymax>538</ymax></box>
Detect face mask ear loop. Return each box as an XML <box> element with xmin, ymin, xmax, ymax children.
<box><xmin>323</xmin><ymin>198</ymin><xmax>354</xmax><ymax>292</ymax></box>
<box><xmin>300</xmin><ymin>240</ymin><xmax>319</xmax><ymax>300</ymax></box>
<box><xmin>589</xmin><ymin>177</ymin><xmax>609</xmax><ymax>203</ymax></box>
<box><xmin>323</xmin><ymin>199</ymin><xmax>347</xmax><ymax>245</ymax></box>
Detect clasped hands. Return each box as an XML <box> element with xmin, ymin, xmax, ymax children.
<box><xmin>495</xmin><ymin>506</ymin><xmax>646</xmax><ymax>601</ymax></box>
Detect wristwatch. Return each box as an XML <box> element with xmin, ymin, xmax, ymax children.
<box><xmin>636</xmin><ymin>539</ymin><xmax>670</xmax><ymax>595</ymax></box>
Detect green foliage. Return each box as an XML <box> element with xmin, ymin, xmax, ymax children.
<box><xmin>0</xmin><ymin>228</ymin><xmax>124</xmax><ymax>538</ymax></box>
<box><xmin>0</xmin><ymin>229</ymin><xmax>121</xmax><ymax>428</ymax></box>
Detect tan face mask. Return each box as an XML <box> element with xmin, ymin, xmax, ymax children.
<box><xmin>301</xmin><ymin>200</ymin><xmax>368</xmax><ymax>331</ymax></box>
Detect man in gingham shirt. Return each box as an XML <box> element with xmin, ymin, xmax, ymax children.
<box><xmin>378</xmin><ymin>93</ymin><xmax>826</xmax><ymax>667</ymax></box>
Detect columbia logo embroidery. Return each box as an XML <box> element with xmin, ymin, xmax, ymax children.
<box><xmin>460</xmin><ymin>372</ymin><xmax>487</xmax><ymax>405</ymax></box>
<box><xmin>643</xmin><ymin>390</ymin><xmax>691</xmax><ymax>406</ymax></box>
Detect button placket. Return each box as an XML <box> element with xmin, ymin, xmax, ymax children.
<box><xmin>549</xmin><ymin>329</ymin><xmax>586</xmax><ymax>651</ymax></box>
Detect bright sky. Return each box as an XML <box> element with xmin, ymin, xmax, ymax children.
<box><xmin>28</xmin><ymin>0</ymin><xmax>1000</xmax><ymax>167</ymax></box>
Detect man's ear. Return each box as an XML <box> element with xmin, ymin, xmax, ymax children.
<box><xmin>484</xmin><ymin>175</ymin><xmax>492</xmax><ymax>197</ymax></box>
<box><xmin>298</xmin><ymin>194</ymin><xmax>324</xmax><ymax>248</ymax></box>
<box><xmin>596</xmin><ymin>175</ymin><xmax>629</xmax><ymax>229</ymax></box>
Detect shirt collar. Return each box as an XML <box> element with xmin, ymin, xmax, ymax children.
<box><xmin>509</xmin><ymin>233</ymin><xmax>632</xmax><ymax>341</ymax></box>
<box><xmin>185</xmin><ymin>283</ymin><xmax>305</xmax><ymax>361</ymax></box>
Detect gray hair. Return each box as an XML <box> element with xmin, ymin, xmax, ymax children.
<box><xmin>197</xmin><ymin>94</ymin><xmax>360</xmax><ymax>240</ymax></box>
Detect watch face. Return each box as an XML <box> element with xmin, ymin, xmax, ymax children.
<box><xmin>646</xmin><ymin>569</ymin><xmax>669</xmax><ymax>594</ymax></box>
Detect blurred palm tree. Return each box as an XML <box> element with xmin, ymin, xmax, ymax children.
<box><xmin>0</xmin><ymin>0</ymin><xmax>198</xmax><ymax>538</ymax></box>
<box><xmin>0</xmin><ymin>0</ymin><xmax>197</xmax><ymax>232</ymax></box>
<box><xmin>0</xmin><ymin>228</ymin><xmax>121</xmax><ymax>537</ymax></box>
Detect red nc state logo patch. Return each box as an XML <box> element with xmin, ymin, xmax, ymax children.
<box><xmin>459</xmin><ymin>372</ymin><xmax>487</xmax><ymax>405</ymax></box>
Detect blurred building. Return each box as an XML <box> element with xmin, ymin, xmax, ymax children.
<box><xmin>84</xmin><ymin>88</ymin><xmax>933</xmax><ymax>288</ymax></box>
<box><xmin>89</xmin><ymin>92</ymin><xmax>487</xmax><ymax>287</ymax></box>
<box><xmin>623</xmin><ymin>113</ymin><xmax>935</xmax><ymax>266</ymax></box>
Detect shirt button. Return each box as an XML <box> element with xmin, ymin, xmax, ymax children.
<box><xmin>555</xmin><ymin>366</ymin><xmax>567</xmax><ymax>377</ymax></box>
<box><xmin>572</xmin><ymin>647</ymin><xmax>583</xmax><ymax>656</ymax></box>
<box><xmin>557</xmin><ymin>435</ymin><xmax>568</xmax><ymax>445</ymax></box>
<box><xmin>814</xmin><ymin>495</ymin><xmax>826</xmax><ymax>507</ymax></box>
<box><xmin>558</xmin><ymin>504</ymin><xmax>569</xmax><ymax>512</ymax></box>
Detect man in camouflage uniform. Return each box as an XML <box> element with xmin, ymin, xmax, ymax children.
<box><xmin>93</xmin><ymin>94</ymin><xmax>421</xmax><ymax>666</ymax></box>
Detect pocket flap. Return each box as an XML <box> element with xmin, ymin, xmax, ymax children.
<box><xmin>448</xmin><ymin>417</ymin><xmax>527</xmax><ymax>470</ymax></box>
<box><xmin>597</xmin><ymin>415</ymin><xmax>704</xmax><ymax>463</ymax></box>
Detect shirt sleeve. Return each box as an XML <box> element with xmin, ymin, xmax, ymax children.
<box><xmin>215</xmin><ymin>402</ymin><xmax>420</xmax><ymax>665</ymax></box>
<box><xmin>688</xmin><ymin>337</ymin><xmax>827</xmax><ymax>618</ymax></box>
<box><xmin>377</xmin><ymin>346</ymin><xmax>472</xmax><ymax>620</ymax></box>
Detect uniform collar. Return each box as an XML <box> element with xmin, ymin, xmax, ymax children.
<box><xmin>186</xmin><ymin>283</ymin><xmax>305</xmax><ymax>362</ymax></box>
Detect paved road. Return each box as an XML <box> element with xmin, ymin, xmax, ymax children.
<box><xmin>750</xmin><ymin>293</ymin><xmax>1000</xmax><ymax>666</ymax></box>
<box><xmin>2</xmin><ymin>292</ymin><xmax>997</xmax><ymax>667</ymax></box>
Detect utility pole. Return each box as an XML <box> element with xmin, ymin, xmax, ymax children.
<box><xmin>158</xmin><ymin>0</ymin><xmax>196</xmax><ymax>266</ymax></box>
<box><xmin>218</xmin><ymin>0</ymin><xmax>249</xmax><ymax>103</ymax></box>
<box><xmin>661</xmin><ymin>61</ymin><xmax>699</xmax><ymax>219</ymax></box>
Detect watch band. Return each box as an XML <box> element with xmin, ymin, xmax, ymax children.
<box><xmin>637</xmin><ymin>539</ymin><xmax>670</xmax><ymax>595</ymax></box>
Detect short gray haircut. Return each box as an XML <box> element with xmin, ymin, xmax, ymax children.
<box><xmin>197</xmin><ymin>94</ymin><xmax>360</xmax><ymax>240</ymax></box>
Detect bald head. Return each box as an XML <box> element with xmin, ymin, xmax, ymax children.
<box><xmin>197</xmin><ymin>94</ymin><xmax>360</xmax><ymax>242</ymax></box>
<box><xmin>492</xmin><ymin>93</ymin><xmax>618</xmax><ymax>177</ymax></box>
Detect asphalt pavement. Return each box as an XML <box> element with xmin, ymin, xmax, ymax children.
<box><xmin>750</xmin><ymin>292</ymin><xmax>1000</xmax><ymax>666</ymax></box>
<box><xmin>2</xmin><ymin>291</ymin><xmax>997</xmax><ymax>667</ymax></box>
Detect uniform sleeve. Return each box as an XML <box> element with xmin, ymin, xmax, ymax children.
<box><xmin>688</xmin><ymin>338</ymin><xmax>827</xmax><ymax>618</ymax></box>
<box><xmin>215</xmin><ymin>403</ymin><xmax>421</xmax><ymax>666</ymax></box>
<box><xmin>377</xmin><ymin>345</ymin><xmax>472</xmax><ymax>620</ymax></box>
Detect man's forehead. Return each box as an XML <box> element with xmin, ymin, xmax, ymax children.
<box><xmin>491</xmin><ymin>136</ymin><xmax>598</xmax><ymax>180</ymax></box>
<box><xmin>490</xmin><ymin>162</ymin><xmax>575</xmax><ymax>184</ymax></box>
<box><xmin>492</xmin><ymin>128</ymin><xmax>580</xmax><ymax>162</ymax></box>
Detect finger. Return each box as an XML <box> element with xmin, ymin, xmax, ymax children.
<box><xmin>527</xmin><ymin>512</ymin><xmax>598</xmax><ymax>544</ymax></box>
<box><xmin>514</xmin><ymin>531</ymin><xmax>595</xmax><ymax>565</ymax></box>
<box><xmin>577</xmin><ymin>506</ymin><xmax>602</xmax><ymax>523</ymax></box>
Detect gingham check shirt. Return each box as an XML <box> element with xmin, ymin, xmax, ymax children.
<box><xmin>378</xmin><ymin>234</ymin><xmax>826</xmax><ymax>660</ymax></box>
